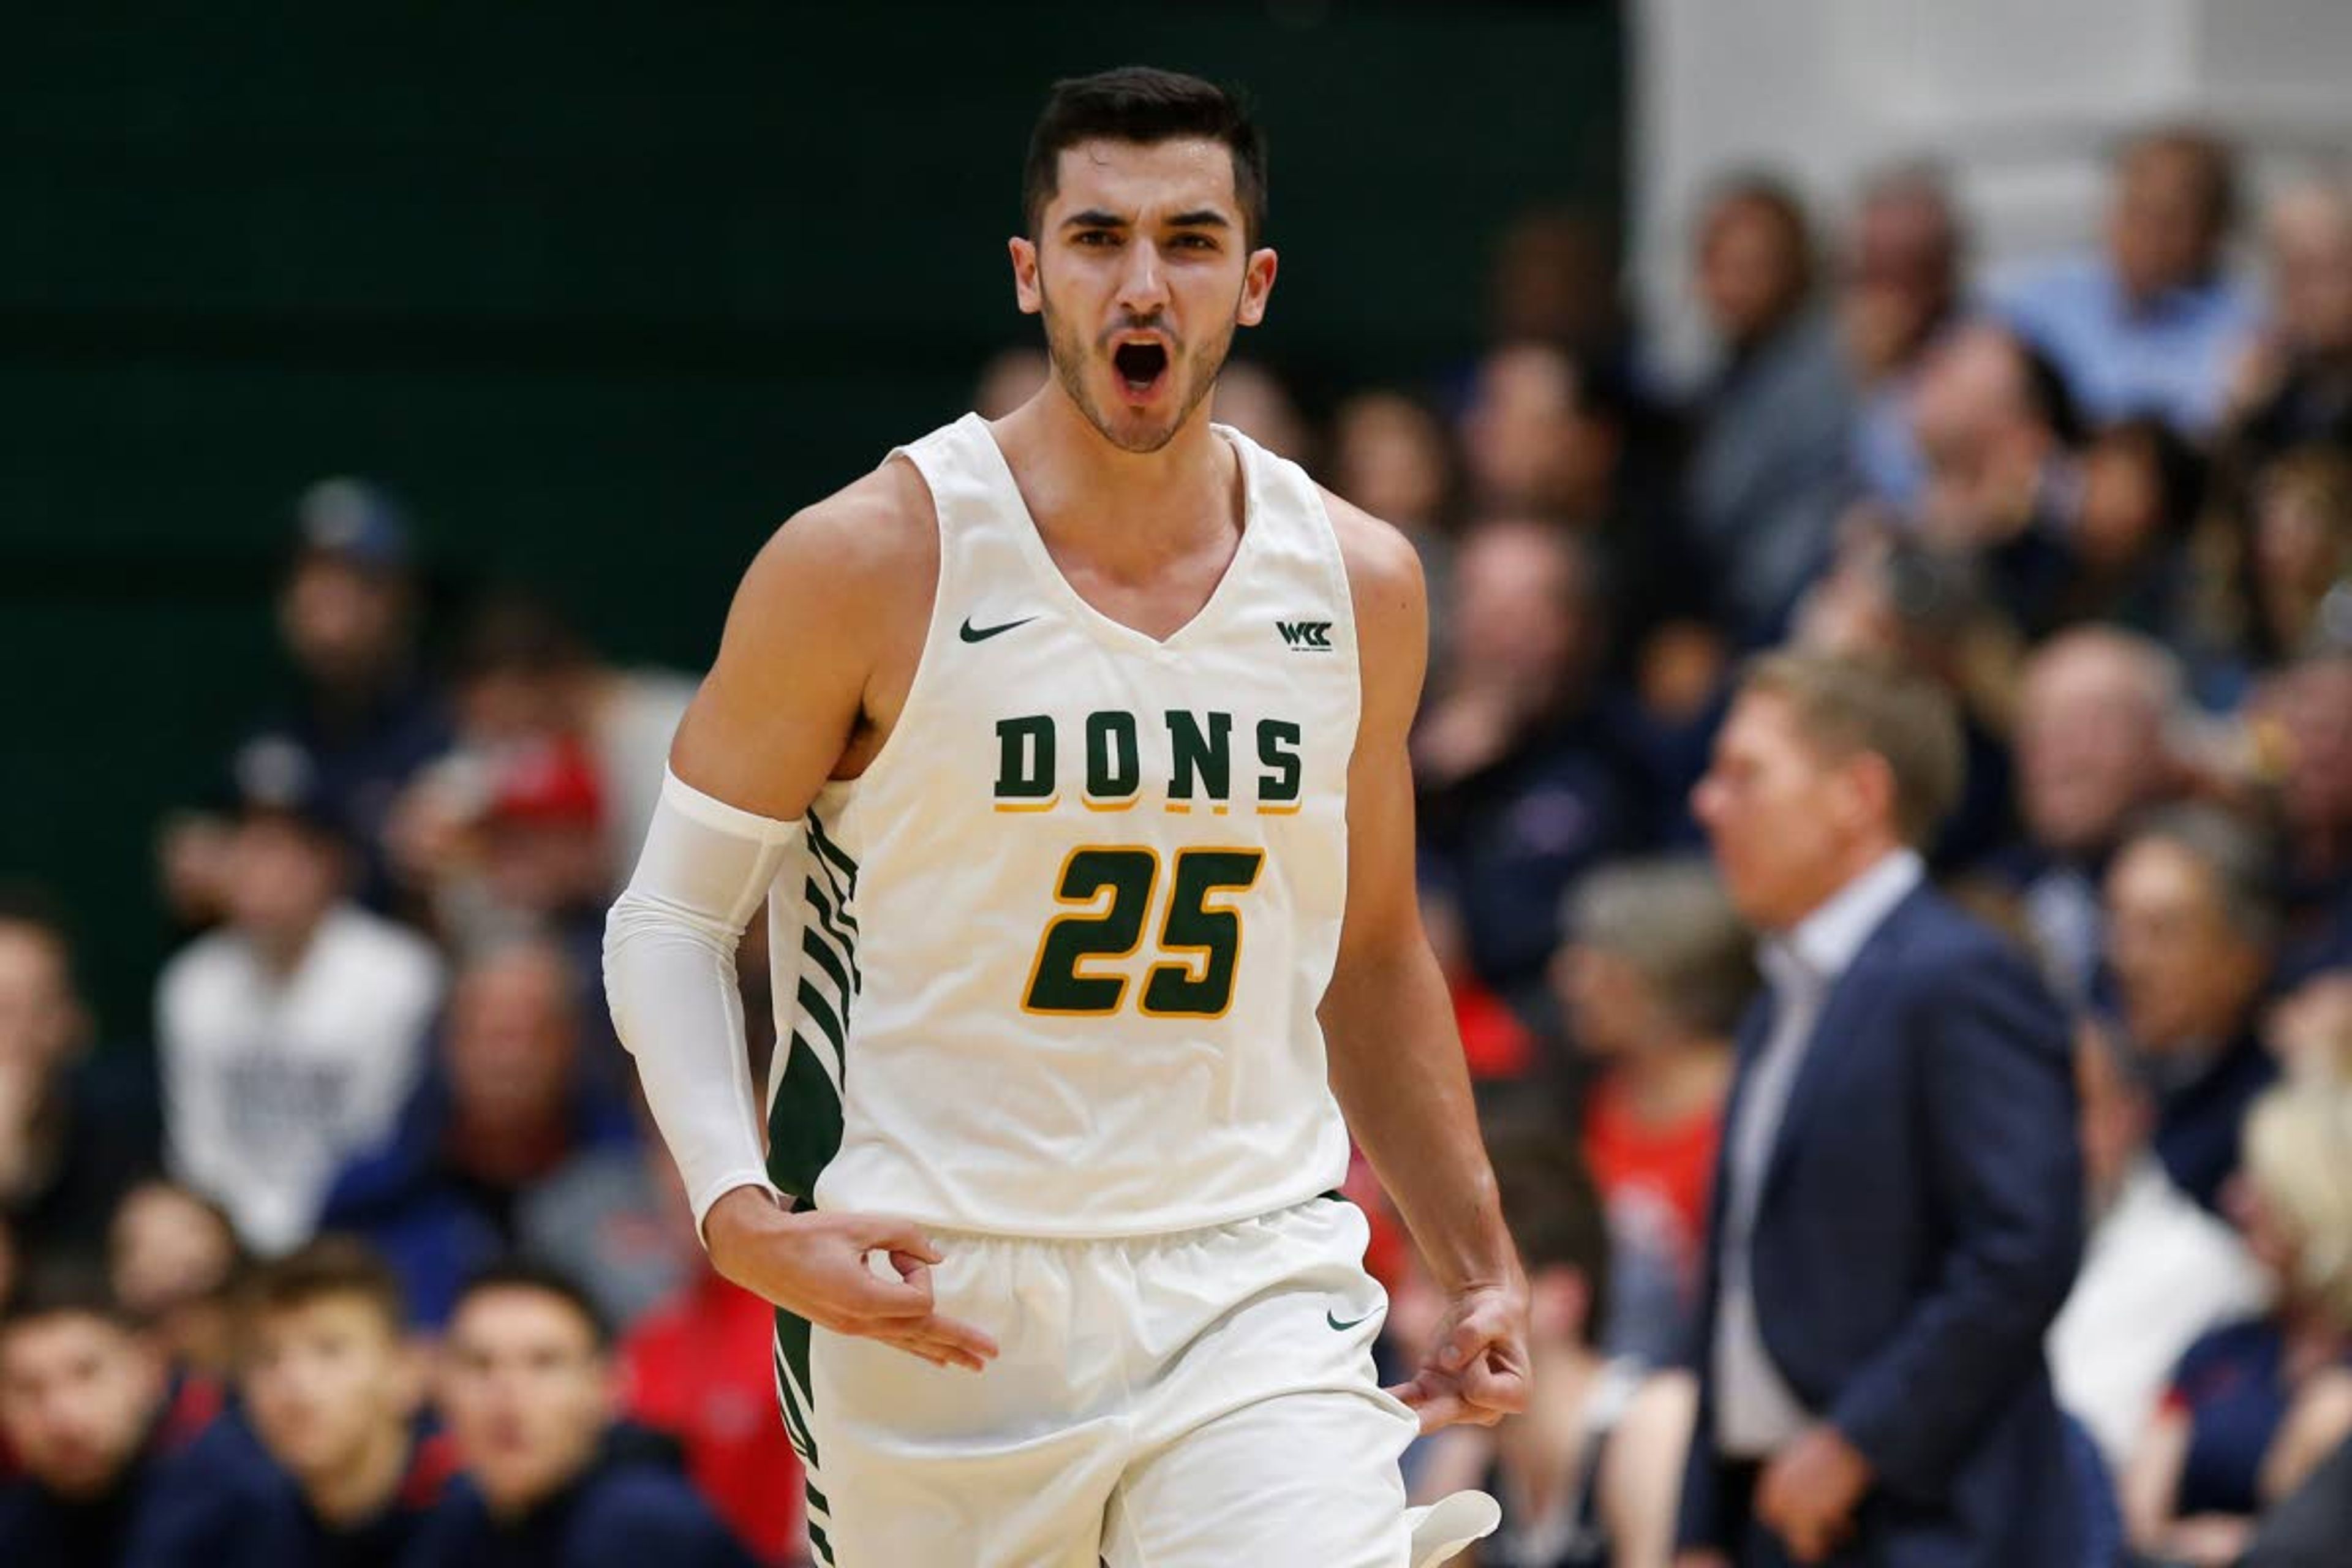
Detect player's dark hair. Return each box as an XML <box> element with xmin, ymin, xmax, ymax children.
<box><xmin>239</xmin><ymin>1234</ymin><xmax>409</xmax><ymax>1342</ymax></box>
<box><xmin>450</xmin><ymin>1257</ymin><xmax>611</xmax><ymax>1351</ymax></box>
<box><xmin>1023</xmin><ymin>67</ymin><xmax>1267</xmax><ymax>247</ymax></box>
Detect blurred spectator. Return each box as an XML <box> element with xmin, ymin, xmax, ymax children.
<box><xmin>1331</xmin><ymin>388</ymin><xmax>1462</xmax><ymax>671</ymax></box>
<box><xmin>1906</xmin><ymin>322</ymin><xmax>2089</xmax><ymax>636</ymax></box>
<box><xmin>232</xmin><ymin>1237</ymin><xmax>450</xmax><ymax>1566</ymax></box>
<box><xmin>1460</xmin><ymin>343</ymin><xmax>1616</xmax><ymax>523</ymax></box>
<box><xmin>2225</xmin><ymin>178</ymin><xmax>2352</xmax><ymax>464</ymax></box>
<box><xmin>1997</xmin><ymin>627</ymin><xmax>2188</xmax><ymax>1005</ymax></box>
<box><xmin>2000</xmin><ymin>126</ymin><xmax>2260</xmax><ymax>434</ymax></box>
<box><xmin>1210</xmin><ymin>359</ymin><xmax>1312</xmax><ymax>464</ymax></box>
<box><xmin>109</xmin><ymin>1181</ymin><xmax>243</xmax><ymax>1385</ymax></box>
<box><xmin>0</xmin><ymin>1264</ymin><xmax>222</xmax><ymax>1566</ymax></box>
<box><xmin>2236</xmin><ymin>448</ymin><xmax>2352</xmax><ymax>672</ymax></box>
<box><xmin>2241</xmin><ymin>1420</ymin><xmax>2352</xmax><ymax>1567</ymax></box>
<box><xmin>2252</xmin><ymin>654</ymin><xmax>2352</xmax><ymax>976</ymax></box>
<box><xmin>1681</xmin><ymin>174</ymin><xmax>1854</xmax><ymax>645</ymax></box>
<box><xmin>395</xmin><ymin>593</ymin><xmax>695</xmax><ymax>913</ymax></box>
<box><xmin>157</xmin><ymin>736</ymin><xmax>443</xmax><ymax>1256</ymax></box>
<box><xmin>407</xmin><ymin>1262</ymin><xmax>757</xmax><ymax>1567</ymax></box>
<box><xmin>415</xmin><ymin>734</ymin><xmax>616</xmax><ymax>967</ymax></box>
<box><xmin>2049</xmin><ymin>1020</ymin><xmax>2270</xmax><ymax>1471</ymax></box>
<box><xmin>1414</xmin><ymin>520</ymin><xmax>1645</xmax><ymax>1010</ymax></box>
<box><xmin>2121</xmin><ymin>1077</ymin><xmax>2352</xmax><ymax>1567</ymax></box>
<box><xmin>0</xmin><ymin>889</ymin><xmax>160</xmax><ymax>1262</ymax></box>
<box><xmin>1332</xmin><ymin>390</ymin><xmax>1457</xmax><ymax>541</ymax></box>
<box><xmin>1419</xmin><ymin>899</ymin><xmax>1542</xmax><ymax>1084</ymax></box>
<box><xmin>2269</xmin><ymin>969</ymin><xmax>2352</xmax><ymax>1084</ymax></box>
<box><xmin>1676</xmin><ymin>653</ymin><xmax>2083</xmax><ymax>1568</ymax></box>
<box><xmin>2061</xmin><ymin>416</ymin><xmax>2204</xmax><ymax>635</ymax></box>
<box><xmin>618</xmin><ymin>1157</ymin><xmax>807</xmax><ymax>1566</ymax></box>
<box><xmin>517</xmin><ymin>1106</ymin><xmax>693</xmax><ymax>1338</ymax></box>
<box><xmin>1485</xmin><ymin>205</ymin><xmax>1626</xmax><ymax>365</ymax></box>
<box><xmin>1460</xmin><ymin>342</ymin><xmax>1695</xmax><ymax>669</ymax></box>
<box><xmin>162</xmin><ymin>479</ymin><xmax>453</xmax><ymax>923</ymax></box>
<box><xmin>2278</xmin><ymin>1376</ymin><xmax>2352</xmax><ymax>1532</ymax></box>
<box><xmin>971</xmin><ymin>345</ymin><xmax>1049</xmax><ymax>420</ymax></box>
<box><xmin>1403</xmin><ymin>1102</ymin><xmax>1694</xmax><ymax>1568</ymax></box>
<box><xmin>1551</xmin><ymin>858</ymin><xmax>1750</xmax><ymax>1367</ymax></box>
<box><xmin>1789</xmin><ymin>521</ymin><xmax>2019</xmax><ymax>871</ymax></box>
<box><xmin>1842</xmin><ymin>164</ymin><xmax>1966</xmax><ymax>510</ymax></box>
<box><xmin>2103</xmin><ymin>804</ymin><xmax>2283</xmax><ymax>1212</ymax></box>
<box><xmin>321</xmin><ymin>939</ymin><xmax>636</xmax><ymax>1327</ymax></box>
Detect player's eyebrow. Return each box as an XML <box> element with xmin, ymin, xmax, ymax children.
<box><xmin>1164</xmin><ymin>210</ymin><xmax>1231</xmax><ymax>230</ymax></box>
<box><xmin>1061</xmin><ymin>209</ymin><xmax>1131</xmax><ymax>230</ymax></box>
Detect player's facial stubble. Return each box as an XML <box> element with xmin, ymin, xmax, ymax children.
<box><xmin>1035</xmin><ymin>268</ymin><xmax>1242</xmax><ymax>454</ymax></box>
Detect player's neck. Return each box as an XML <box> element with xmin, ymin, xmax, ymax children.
<box><xmin>994</xmin><ymin>393</ymin><xmax>1238</xmax><ymax>575</ymax></box>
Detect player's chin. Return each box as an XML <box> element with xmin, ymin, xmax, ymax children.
<box><xmin>1101</xmin><ymin>404</ymin><xmax>1186</xmax><ymax>454</ymax></box>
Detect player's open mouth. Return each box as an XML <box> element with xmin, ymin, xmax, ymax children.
<box><xmin>1112</xmin><ymin>340</ymin><xmax>1170</xmax><ymax>400</ymax></box>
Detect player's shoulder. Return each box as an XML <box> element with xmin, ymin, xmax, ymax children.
<box><xmin>1314</xmin><ymin>485</ymin><xmax>1426</xmax><ymax>632</ymax></box>
<box><xmin>770</xmin><ymin>454</ymin><xmax>937</xmax><ymax>572</ymax></box>
<box><xmin>736</xmin><ymin>453</ymin><xmax>939</xmax><ymax>618</ymax></box>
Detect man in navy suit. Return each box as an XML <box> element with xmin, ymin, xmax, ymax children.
<box><xmin>1674</xmin><ymin>652</ymin><xmax>2085</xmax><ymax>1567</ymax></box>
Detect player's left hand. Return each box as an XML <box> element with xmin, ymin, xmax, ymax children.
<box><xmin>1384</xmin><ymin>1280</ymin><xmax>1530</xmax><ymax>1434</ymax></box>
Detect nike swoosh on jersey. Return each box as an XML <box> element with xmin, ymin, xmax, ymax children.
<box><xmin>959</xmin><ymin>614</ymin><xmax>1038</xmax><ymax>643</ymax></box>
<box><xmin>1327</xmin><ymin>1308</ymin><xmax>1379</xmax><ymax>1332</ymax></box>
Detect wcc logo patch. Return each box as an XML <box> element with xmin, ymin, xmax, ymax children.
<box><xmin>1276</xmin><ymin>619</ymin><xmax>1333</xmax><ymax>652</ymax></box>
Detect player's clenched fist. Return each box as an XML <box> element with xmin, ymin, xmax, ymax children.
<box><xmin>1384</xmin><ymin>1278</ymin><xmax>1532</xmax><ymax>1434</ymax></box>
<box><xmin>703</xmin><ymin>1186</ymin><xmax>1000</xmax><ymax>1371</ymax></box>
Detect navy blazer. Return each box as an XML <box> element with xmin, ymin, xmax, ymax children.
<box><xmin>1676</xmin><ymin>886</ymin><xmax>2087</xmax><ymax>1568</ymax></box>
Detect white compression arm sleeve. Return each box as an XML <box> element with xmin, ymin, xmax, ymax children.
<box><xmin>603</xmin><ymin>767</ymin><xmax>800</xmax><ymax>1238</ymax></box>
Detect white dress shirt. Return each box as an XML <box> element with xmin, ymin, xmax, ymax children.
<box><xmin>1713</xmin><ymin>848</ymin><xmax>1924</xmax><ymax>1458</ymax></box>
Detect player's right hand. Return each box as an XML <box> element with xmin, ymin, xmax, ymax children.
<box><xmin>703</xmin><ymin>1186</ymin><xmax>1000</xmax><ymax>1372</ymax></box>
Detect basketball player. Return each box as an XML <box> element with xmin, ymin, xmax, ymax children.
<box><xmin>605</xmin><ymin>67</ymin><xmax>1529</xmax><ymax>1567</ymax></box>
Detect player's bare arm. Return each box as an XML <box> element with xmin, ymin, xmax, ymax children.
<box><xmin>647</xmin><ymin>458</ymin><xmax>998</xmax><ymax>1374</ymax></box>
<box><xmin>1316</xmin><ymin>489</ymin><xmax>1531</xmax><ymax>1434</ymax></box>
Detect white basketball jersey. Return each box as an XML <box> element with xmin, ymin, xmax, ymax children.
<box><xmin>760</xmin><ymin>412</ymin><xmax>1361</xmax><ymax>1237</ymax></box>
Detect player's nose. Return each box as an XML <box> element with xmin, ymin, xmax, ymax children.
<box><xmin>1114</xmin><ymin>239</ymin><xmax>1170</xmax><ymax>312</ymax></box>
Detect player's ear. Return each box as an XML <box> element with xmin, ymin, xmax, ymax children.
<box><xmin>1009</xmin><ymin>236</ymin><xmax>1044</xmax><ymax>317</ymax></box>
<box><xmin>1235</xmin><ymin>246</ymin><xmax>1278</xmax><ymax>328</ymax></box>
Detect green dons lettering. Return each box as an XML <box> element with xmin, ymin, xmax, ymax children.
<box><xmin>993</xmin><ymin>710</ymin><xmax>1305</xmax><ymax>812</ymax></box>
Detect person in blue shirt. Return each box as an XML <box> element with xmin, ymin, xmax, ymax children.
<box><xmin>401</xmin><ymin>1260</ymin><xmax>755</xmax><ymax>1568</ymax></box>
<box><xmin>2101</xmin><ymin>805</ymin><xmax>2284</xmax><ymax>1214</ymax></box>
<box><xmin>320</xmin><ymin>941</ymin><xmax>639</xmax><ymax>1330</ymax></box>
<box><xmin>0</xmin><ymin>1263</ymin><xmax>273</xmax><ymax>1568</ymax></box>
<box><xmin>227</xmin><ymin>1237</ymin><xmax>453</xmax><ymax>1567</ymax></box>
<box><xmin>1999</xmin><ymin>126</ymin><xmax>2259</xmax><ymax>435</ymax></box>
<box><xmin>2120</xmin><ymin>1078</ymin><xmax>2352</xmax><ymax>1567</ymax></box>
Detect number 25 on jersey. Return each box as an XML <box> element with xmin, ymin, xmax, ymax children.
<box><xmin>1022</xmin><ymin>846</ymin><xmax>1264</xmax><ymax>1019</ymax></box>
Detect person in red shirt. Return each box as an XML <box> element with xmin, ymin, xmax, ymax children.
<box><xmin>618</xmin><ymin>1170</ymin><xmax>807</xmax><ymax>1566</ymax></box>
<box><xmin>1552</xmin><ymin>857</ymin><xmax>1756</xmax><ymax>1366</ymax></box>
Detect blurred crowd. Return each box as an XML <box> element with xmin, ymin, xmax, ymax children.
<box><xmin>5</xmin><ymin>121</ymin><xmax>2352</xmax><ymax>1567</ymax></box>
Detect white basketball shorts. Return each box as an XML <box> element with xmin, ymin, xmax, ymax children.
<box><xmin>771</xmin><ymin>1193</ymin><xmax>1423</xmax><ymax>1567</ymax></box>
